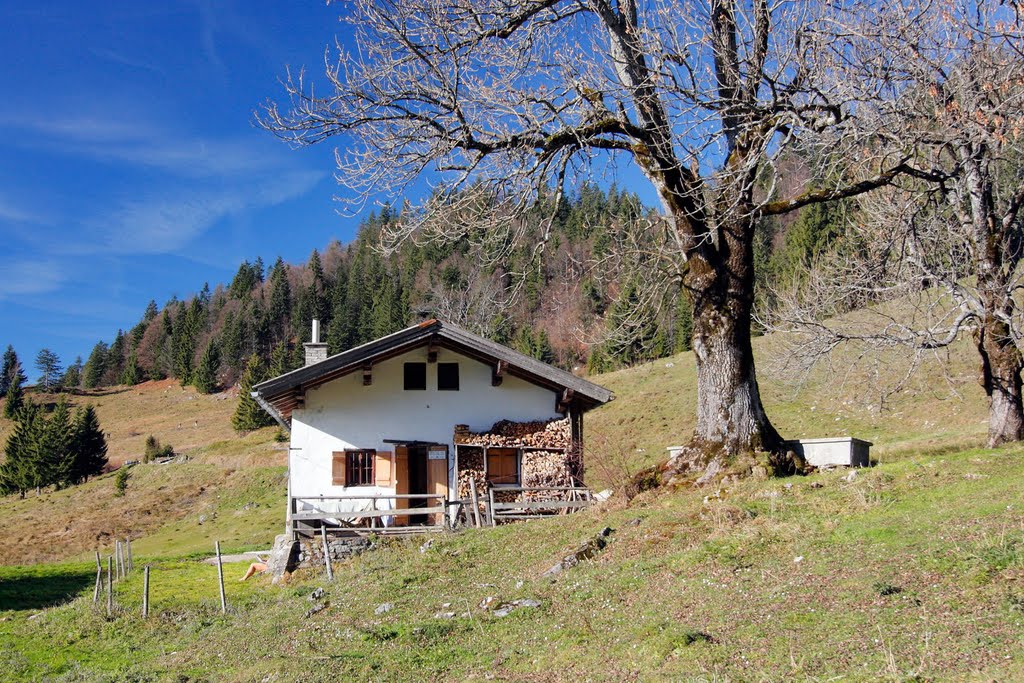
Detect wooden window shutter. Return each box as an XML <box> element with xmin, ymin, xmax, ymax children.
<box><xmin>375</xmin><ymin>451</ymin><xmax>393</xmax><ymax>487</ymax></box>
<box><xmin>331</xmin><ymin>452</ymin><xmax>345</xmax><ymax>486</ymax></box>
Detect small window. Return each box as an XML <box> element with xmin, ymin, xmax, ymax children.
<box><xmin>404</xmin><ymin>362</ymin><xmax>426</xmax><ymax>390</ymax></box>
<box><xmin>437</xmin><ymin>362</ymin><xmax>459</xmax><ymax>391</ymax></box>
<box><xmin>334</xmin><ymin>450</ymin><xmax>375</xmax><ymax>487</ymax></box>
<box><xmin>486</xmin><ymin>448</ymin><xmax>519</xmax><ymax>486</ymax></box>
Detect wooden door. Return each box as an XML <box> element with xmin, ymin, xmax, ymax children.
<box><xmin>394</xmin><ymin>446</ymin><xmax>409</xmax><ymax>526</ymax></box>
<box><xmin>426</xmin><ymin>446</ymin><xmax>449</xmax><ymax>525</ymax></box>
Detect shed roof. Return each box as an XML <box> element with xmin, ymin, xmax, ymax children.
<box><xmin>252</xmin><ymin>319</ymin><xmax>614</xmax><ymax>428</ymax></box>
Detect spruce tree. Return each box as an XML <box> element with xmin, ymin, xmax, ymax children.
<box><xmin>269</xmin><ymin>257</ymin><xmax>292</xmax><ymax>335</ymax></box>
<box><xmin>35</xmin><ymin>348</ymin><xmax>62</xmax><ymax>392</ymax></box>
<box><xmin>534</xmin><ymin>329</ymin><xmax>555</xmax><ymax>365</ymax></box>
<box><xmin>0</xmin><ymin>345</ymin><xmax>21</xmax><ymax>397</ymax></box>
<box><xmin>121</xmin><ymin>349</ymin><xmax>141</xmax><ymax>386</ymax></box>
<box><xmin>103</xmin><ymin>330</ymin><xmax>127</xmax><ymax>386</ymax></box>
<box><xmin>193</xmin><ymin>342</ymin><xmax>220</xmax><ymax>394</ymax></box>
<box><xmin>42</xmin><ymin>397</ymin><xmax>73</xmax><ymax>488</ymax></box>
<box><xmin>269</xmin><ymin>341</ymin><xmax>290</xmax><ymax>377</ymax></box>
<box><xmin>83</xmin><ymin>342</ymin><xmax>108</xmax><ymax>389</ymax></box>
<box><xmin>0</xmin><ymin>401</ymin><xmax>41</xmax><ymax>497</ymax></box>
<box><xmin>3</xmin><ymin>371</ymin><xmax>24</xmax><ymax>419</ymax></box>
<box><xmin>308</xmin><ymin>249</ymin><xmax>329</xmax><ymax>323</ymax></box>
<box><xmin>69</xmin><ymin>405</ymin><xmax>107</xmax><ymax>484</ymax></box>
<box><xmin>232</xmin><ymin>354</ymin><xmax>274</xmax><ymax>432</ymax></box>
<box><xmin>62</xmin><ymin>356</ymin><xmax>83</xmax><ymax>391</ymax></box>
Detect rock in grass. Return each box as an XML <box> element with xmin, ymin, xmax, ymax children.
<box><xmin>309</xmin><ymin>587</ymin><xmax>324</xmax><ymax>601</ymax></box>
<box><xmin>492</xmin><ymin>599</ymin><xmax>541</xmax><ymax>618</ymax></box>
<box><xmin>542</xmin><ymin>527</ymin><xmax>614</xmax><ymax>577</ymax></box>
<box><xmin>304</xmin><ymin>602</ymin><xmax>328</xmax><ymax>618</ymax></box>
<box><xmin>374</xmin><ymin>602</ymin><xmax>393</xmax><ymax>615</ymax></box>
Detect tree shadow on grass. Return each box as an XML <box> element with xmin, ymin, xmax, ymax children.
<box><xmin>0</xmin><ymin>564</ymin><xmax>95</xmax><ymax>612</ymax></box>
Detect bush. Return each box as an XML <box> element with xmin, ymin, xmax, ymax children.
<box><xmin>114</xmin><ymin>467</ymin><xmax>131</xmax><ymax>497</ymax></box>
<box><xmin>143</xmin><ymin>435</ymin><xmax>174</xmax><ymax>463</ymax></box>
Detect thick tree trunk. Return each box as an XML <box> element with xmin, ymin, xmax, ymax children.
<box><xmin>665</xmin><ymin>214</ymin><xmax>789</xmax><ymax>481</ymax></box>
<box><xmin>976</xmin><ymin>319</ymin><xmax>1024</xmax><ymax>447</ymax></box>
<box><xmin>691</xmin><ymin>289</ymin><xmax>780</xmax><ymax>455</ymax></box>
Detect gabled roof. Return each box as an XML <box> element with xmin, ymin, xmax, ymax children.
<box><xmin>252</xmin><ymin>319</ymin><xmax>614</xmax><ymax>427</ymax></box>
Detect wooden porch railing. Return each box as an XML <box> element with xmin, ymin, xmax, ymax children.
<box><xmin>486</xmin><ymin>486</ymin><xmax>594</xmax><ymax>525</ymax></box>
<box><xmin>290</xmin><ymin>494</ymin><xmax>457</xmax><ymax>535</ymax></box>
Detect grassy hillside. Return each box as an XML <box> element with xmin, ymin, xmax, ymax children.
<box><xmin>0</xmin><ymin>380</ymin><xmax>284</xmax><ymax>565</ymax></box>
<box><xmin>2</xmin><ymin>337</ymin><xmax>1021</xmax><ymax>680</ymax></box>
<box><xmin>0</xmin><ymin>379</ymin><xmax>250</xmax><ymax>467</ymax></box>
<box><xmin>586</xmin><ymin>335</ymin><xmax>989</xmax><ymax>487</ymax></box>
<box><xmin>1</xmin><ymin>444</ymin><xmax>1021</xmax><ymax>681</ymax></box>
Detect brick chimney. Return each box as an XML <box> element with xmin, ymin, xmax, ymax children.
<box><xmin>304</xmin><ymin>319</ymin><xmax>328</xmax><ymax>366</ymax></box>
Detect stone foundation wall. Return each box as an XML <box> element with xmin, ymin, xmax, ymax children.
<box><xmin>297</xmin><ymin>535</ymin><xmax>374</xmax><ymax>568</ymax></box>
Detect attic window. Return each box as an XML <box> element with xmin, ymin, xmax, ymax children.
<box><xmin>437</xmin><ymin>362</ymin><xmax>459</xmax><ymax>391</ymax></box>
<box><xmin>404</xmin><ymin>362</ymin><xmax>426</xmax><ymax>390</ymax></box>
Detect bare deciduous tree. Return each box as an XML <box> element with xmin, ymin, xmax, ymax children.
<box><xmin>762</xmin><ymin>2</ymin><xmax>1024</xmax><ymax>447</ymax></box>
<box><xmin>259</xmin><ymin>0</ymin><xmax>916</xmax><ymax>474</ymax></box>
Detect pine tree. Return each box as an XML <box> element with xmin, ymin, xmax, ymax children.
<box><xmin>307</xmin><ymin>249</ymin><xmax>329</xmax><ymax>323</ymax></box>
<box><xmin>121</xmin><ymin>349</ymin><xmax>142</xmax><ymax>386</ymax></box>
<box><xmin>62</xmin><ymin>356</ymin><xmax>83</xmax><ymax>391</ymax></box>
<box><xmin>143</xmin><ymin>299</ymin><xmax>159</xmax><ymax>322</ymax></box>
<box><xmin>103</xmin><ymin>330</ymin><xmax>127</xmax><ymax>386</ymax></box>
<box><xmin>42</xmin><ymin>398</ymin><xmax>74</xmax><ymax>488</ymax></box>
<box><xmin>0</xmin><ymin>345</ymin><xmax>21</xmax><ymax>397</ymax></box>
<box><xmin>0</xmin><ymin>401</ymin><xmax>41</xmax><ymax>497</ymax></box>
<box><xmin>193</xmin><ymin>342</ymin><xmax>220</xmax><ymax>394</ymax></box>
<box><xmin>269</xmin><ymin>341</ymin><xmax>290</xmax><ymax>377</ymax></box>
<box><xmin>173</xmin><ymin>298</ymin><xmax>205</xmax><ymax>384</ymax></box>
<box><xmin>83</xmin><ymin>342</ymin><xmax>108</xmax><ymax>389</ymax></box>
<box><xmin>268</xmin><ymin>257</ymin><xmax>292</xmax><ymax>333</ymax></box>
<box><xmin>534</xmin><ymin>329</ymin><xmax>555</xmax><ymax>365</ymax></box>
<box><xmin>3</xmin><ymin>371</ymin><xmax>24</xmax><ymax>419</ymax></box>
<box><xmin>232</xmin><ymin>354</ymin><xmax>274</xmax><ymax>432</ymax></box>
<box><xmin>327</xmin><ymin>261</ymin><xmax>352</xmax><ymax>353</ymax></box>
<box><xmin>69</xmin><ymin>405</ymin><xmax>108</xmax><ymax>484</ymax></box>
<box><xmin>35</xmin><ymin>348</ymin><xmax>62</xmax><ymax>392</ymax></box>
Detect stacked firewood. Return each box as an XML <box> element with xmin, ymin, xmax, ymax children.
<box><xmin>454</xmin><ymin>417</ymin><xmax>572</xmax><ymax>450</ymax></box>
<box><xmin>522</xmin><ymin>450</ymin><xmax>571</xmax><ymax>488</ymax></box>
<box><xmin>456</xmin><ymin>446</ymin><xmax>485</xmax><ymax>499</ymax></box>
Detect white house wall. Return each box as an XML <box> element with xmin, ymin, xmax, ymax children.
<box><xmin>289</xmin><ymin>347</ymin><xmax>562</xmax><ymax>498</ymax></box>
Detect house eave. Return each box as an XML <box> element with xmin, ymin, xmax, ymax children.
<box><xmin>251</xmin><ymin>320</ymin><xmax>613</xmax><ymax>425</ymax></box>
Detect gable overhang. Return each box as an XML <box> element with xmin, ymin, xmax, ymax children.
<box><xmin>252</xmin><ymin>320</ymin><xmax>614</xmax><ymax>428</ymax></box>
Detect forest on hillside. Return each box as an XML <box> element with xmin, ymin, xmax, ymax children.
<box><xmin>1</xmin><ymin>180</ymin><xmax>838</xmax><ymax>399</ymax></box>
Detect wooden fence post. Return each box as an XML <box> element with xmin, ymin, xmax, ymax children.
<box><xmin>469</xmin><ymin>475</ymin><xmax>482</xmax><ymax>529</ymax></box>
<box><xmin>93</xmin><ymin>562</ymin><xmax>102</xmax><ymax>604</ymax></box>
<box><xmin>215</xmin><ymin>541</ymin><xmax>227</xmax><ymax>614</ymax></box>
<box><xmin>320</xmin><ymin>525</ymin><xmax>334</xmax><ymax>582</ymax></box>
<box><xmin>488</xmin><ymin>489</ymin><xmax>497</xmax><ymax>527</ymax></box>
<box><xmin>142</xmin><ymin>565</ymin><xmax>150</xmax><ymax>619</ymax></box>
<box><xmin>106</xmin><ymin>556</ymin><xmax>113</xmax><ymax>615</ymax></box>
<box><xmin>92</xmin><ymin>551</ymin><xmax>102</xmax><ymax>604</ymax></box>
<box><xmin>126</xmin><ymin>539</ymin><xmax>133</xmax><ymax>573</ymax></box>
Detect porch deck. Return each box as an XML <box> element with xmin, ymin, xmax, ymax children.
<box><xmin>289</xmin><ymin>486</ymin><xmax>594</xmax><ymax>538</ymax></box>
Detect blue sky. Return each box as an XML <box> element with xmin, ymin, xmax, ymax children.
<box><xmin>0</xmin><ymin>2</ymin><xmax>663</xmax><ymax>380</ymax></box>
<box><xmin>0</xmin><ymin>2</ymin><xmax>361</xmax><ymax>373</ymax></box>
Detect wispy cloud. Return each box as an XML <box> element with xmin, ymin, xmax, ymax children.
<box><xmin>0</xmin><ymin>195</ymin><xmax>49</xmax><ymax>225</ymax></box>
<box><xmin>0</xmin><ymin>259</ymin><xmax>65</xmax><ymax>299</ymax></box>
<box><xmin>89</xmin><ymin>47</ymin><xmax>166</xmax><ymax>76</ymax></box>
<box><xmin>1</xmin><ymin>114</ymin><xmax>287</xmax><ymax>178</ymax></box>
<box><xmin>100</xmin><ymin>170</ymin><xmax>325</xmax><ymax>254</ymax></box>
<box><xmin>0</xmin><ymin>114</ymin><xmax>155</xmax><ymax>144</ymax></box>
